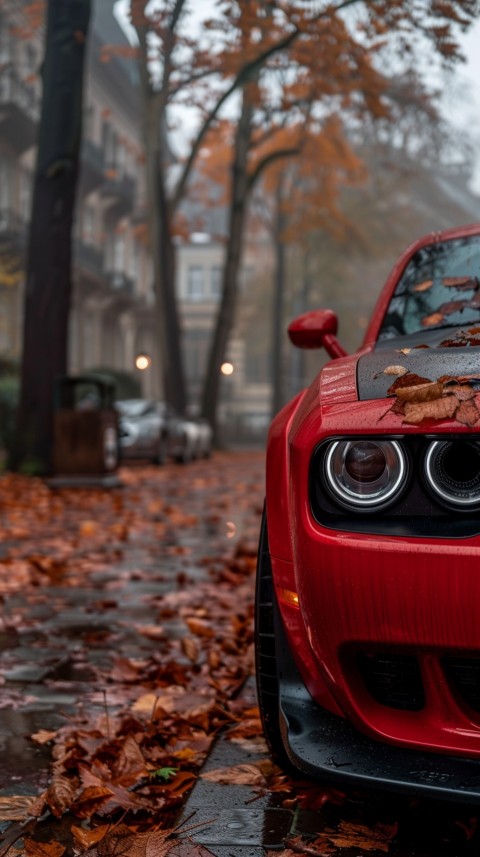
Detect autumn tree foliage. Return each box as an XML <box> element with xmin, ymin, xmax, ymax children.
<box><xmin>129</xmin><ymin>0</ymin><xmax>477</xmax><ymax>434</ymax></box>
<box><xmin>10</xmin><ymin>0</ymin><xmax>92</xmax><ymax>474</ymax></box>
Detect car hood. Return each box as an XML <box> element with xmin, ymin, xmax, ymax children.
<box><xmin>357</xmin><ymin>327</ymin><xmax>480</xmax><ymax>401</ymax></box>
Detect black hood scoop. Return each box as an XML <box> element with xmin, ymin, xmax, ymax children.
<box><xmin>357</xmin><ymin>344</ymin><xmax>480</xmax><ymax>401</ymax></box>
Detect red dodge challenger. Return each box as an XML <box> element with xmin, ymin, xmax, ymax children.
<box><xmin>255</xmin><ymin>222</ymin><xmax>480</xmax><ymax>802</ymax></box>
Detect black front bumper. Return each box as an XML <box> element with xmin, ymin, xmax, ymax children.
<box><xmin>276</xmin><ymin>611</ymin><xmax>480</xmax><ymax>803</ymax></box>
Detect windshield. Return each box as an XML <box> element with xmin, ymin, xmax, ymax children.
<box><xmin>379</xmin><ymin>235</ymin><xmax>480</xmax><ymax>339</ymax></box>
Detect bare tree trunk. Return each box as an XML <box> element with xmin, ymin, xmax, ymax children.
<box><xmin>200</xmin><ymin>85</ymin><xmax>254</xmax><ymax>436</ymax></box>
<box><xmin>9</xmin><ymin>0</ymin><xmax>91</xmax><ymax>474</ymax></box>
<box><xmin>137</xmin><ymin>27</ymin><xmax>186</xmax><ymax>414</ymax></box>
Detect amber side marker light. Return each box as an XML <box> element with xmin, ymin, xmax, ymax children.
<box><xmin>278</xmin><ymin>587</ymin><xmax>299</xmax><ymax>607</ymax></box>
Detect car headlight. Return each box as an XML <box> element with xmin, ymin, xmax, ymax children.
<box><xmin>424</xmin><ymin>440</ymin><xmax>480</xmax><ymax>510</ymax></box>
<box><xmin>324</xmin><ymin>439</ymin><xmax>407</xmax><ymax>510</ymax></box>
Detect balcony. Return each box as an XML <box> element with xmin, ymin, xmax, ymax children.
<box><xmin>105</xmin><ymin>269</ymin><xmax>135</xmax><ymax>300</ymax></box>
<box><xmin>0</xmin><ymin>67</ymin><xmax>39</xmax><ymax>152</ymax></box>
<box><xmin>100</xmin><ymin>165</ymin><xmax>136</xmax><ymax>218</ymax></box>
<box><xmin>79</xmin><ymin>139</ymin><xmax>105</xmax><ymax>195</ymax></box>
<box><xmin>0</xmin><ymin>208</ymin><xmax>28</xmax><ymax>259</ymax></box>
<box><xmin>74</xmin><ymin>240</ymin><xmax>104</xmax><ymax>279</ymax></box>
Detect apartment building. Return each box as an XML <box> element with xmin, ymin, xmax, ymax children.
<box><xmin>0</xmin><ymin>0</ymin><xmax>161</xmax><ymax>398</ymax></box>
<box><xmin>0</xmin><ymin>0</ymin><xmax>273</xmax><ymax>438</ymax></box>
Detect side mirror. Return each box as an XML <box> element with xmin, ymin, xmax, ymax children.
<box><xmin>288</xmin><ymin>310</ymin><xmax>347</xmax><ymax>359</ymax></box>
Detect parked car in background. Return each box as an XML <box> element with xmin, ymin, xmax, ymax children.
<box><xmin>256</xmin><ymin>222</ymin><xmax>480</xmax><ymax>803</ymax></box>
<box><xmin>115</xmin><ymin>399</ymin><xmax>197</xmax><ymax>464</ymax></box>
<box><xmin>192</xmin><ymin>418</ymin><xmax>213</xmax><ymax>458</ymax></box>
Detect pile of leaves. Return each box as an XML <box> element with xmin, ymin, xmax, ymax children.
<box><xmin>0</xmin><ymin>455</ymin><xmax>276</xmax><ymax>852</ymax></box>
<box><xmin>380</xmin><ymin>366</ymin><xmax>480</xmax><ymax>426</ymax></box>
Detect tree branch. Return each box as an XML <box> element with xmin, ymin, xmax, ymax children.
<box><xmin>169</xmin><ymin>0</ymin><xmax>365</xmax><ymax>213</ymax></box>
<box><xmin>247</xmin><ymin>146</ymin><xmax>300</xmax><ymax>191</ymax></box>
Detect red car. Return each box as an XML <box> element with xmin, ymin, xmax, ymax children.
<box><xmin>256</xmin><ymin>222</ymin><xmax>480</xmax><ymax>802</ymax></box>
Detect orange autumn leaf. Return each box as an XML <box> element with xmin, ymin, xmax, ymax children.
<box><xmin>403</xmin><ymin>395</ymin><xmax>458</xmax><ymax>424</ymax></box>
<box><xmin>24</xmin><ymin>840</ymin><xmax>66</xmax><ymax>857</ymax></box>
<box><xmin>395</xmin><ymin>382</ymin><xmax>444</xmax><ymax>403</ymax></box>
<box><xmin>456</xmin><ymin>399</ymin><xmax>480</xmax><ymax>427</ymax></box>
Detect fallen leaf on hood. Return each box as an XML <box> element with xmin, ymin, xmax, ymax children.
<box><xmin>451</xmin><ymin>385</ymin><xmax>476</xmax><ymax>401</ymax></box>
<box><xmin>456</xmin><ymin>399</ymin><xmax>480</xmax><ymax>426</ymax></box>
<box><xmin>71</xmin><ymin>824</ymin><xmax>111</xmax><ymax>851</ymax></box>
<box><xmin>387</xmin><ymin>372</ymin><xmax>433</xmax><ymax>395</ymax></box>
<box><xmin>395</xmin><ymin>381</ymin><xmax>444</xmax><ymax>403</ymax></box>
<box><xmin>403</xmin><ymin>396</ymin><xmax>458</xmax><ymax>424</ymax></box>
<box><xmin>379</xmin><ymin>365</ymin><xmax>408</xmax><ymax>377</ymax></box>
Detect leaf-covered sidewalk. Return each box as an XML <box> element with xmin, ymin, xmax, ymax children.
<box><xmin>0</xmin><ymin>453</ymin><xmax>266</xmax><ymax>852</ymax></box>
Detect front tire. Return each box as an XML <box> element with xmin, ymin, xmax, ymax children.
<box><xmin>254</xmin><ymin>506</ymin><xmax>292</xmax><ymax>770</ymax></box>
<box><xmin>153</xmin><ymin>435</ymin><xmax>167</xmax><ymax>465</ymax></box>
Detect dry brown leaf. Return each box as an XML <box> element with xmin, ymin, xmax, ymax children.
<box><xmin>201</xmin><ymin>762</ymin><xmax>267</xmax><ymax>786</ymax></box>
<box><xmin>308</xmin><ymin>819</ymin><xmax>398</xmax><ymax>853</ymax></box>
<box><xmin>387</xmin><ymin>372</ymin><xmax>432</xmax><ymax>395</ymax></box>
<box><xmin>451</xmin><ymin>385</ymin><xmax>476</xmax><ymax>401</ymax></box>
<box><xmin>456</xmin><ymin>399</ymin><xmax>480</xmax><ymax>426</ymax></box>
<box><xmin>46</xmin><ymin>774</ymin><xmax>78</xmax><ymax>818</ymax></box>
<box><xmin>381</xmin><ymin>365</ymin><xmax>408</xmax><ymax>376</ymax></box>
<box><xmin>443</xmin><ymin>276</ymin><xmax>478</xmax><ymax>289</ymax></box>
<box><xmin>80</xmin><ymin>823</ymin><xmax>178</xmax><ymax>857</ymax></box>
<box><xmin>413</xmin><ymin>279</ymin><xmax>433</xmax><ymax>292</ymax></box>
<box><xmin>30</xmin><ymin>730</ymin><xmax>57</xmax><ymax>745</ymax></box>
<box><xmin>181</xmin><ymin>636</ymin><xmax>200</xmax><ymax>663</ymax></box>
<box><xmin>185</xmin><ymin>617</ymin><xmax>215</xmax><ymax>638</ymax></box>
<box><xmin>422</xmin><ymin>312</ymin><xmax>444</xmax><ymax>327</ymax></box>
<box><xmin>24</xmin><ymin>840</ymin><xmax>65</xmax><ymax>857</ymax></box>
<box><xmin>396</xmin><ymin>382</ymin><xmax>444</xmax><ymax>403</ymax></box>
<box><xmin>71</xmin><ymin>824</ymin><xmax>112</xmax><ymax>851</ymax></box>
<box><xmin>403</xmin><ymin>396</ymin><xmax>458</xmax><ymax>424</ymax></box>
<box><xmin>0</xmin><ymin>795</ymin><xmax>40</xmax><ymax>821</ymax></box>
<box><xmin>114</xmin><ymin>734</ymin><xmax>149</xmax><ymax>785</ymax></box>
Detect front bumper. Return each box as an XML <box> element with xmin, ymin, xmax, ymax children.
<box><xmin>276</xmin><ymin>605</ymin><xmax>480</xmax><ymax>803</ymax></box>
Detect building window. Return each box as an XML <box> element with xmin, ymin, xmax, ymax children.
<box><xmin>185</xmin><ymin>329</ymin><xmax>209</xmax><ymax>382</ymax></box>
<box><xmin>187</xmin><ymin>266</ymin><xmax>205</xmax><ymax>301</ymax></box>
<box><xmin>211</xmin><ymin>266</ymin><xmax>222</xmax><ymax>299</ymax></box>
<box><xmin>19</xmin><ymin>170</ymin><xmax>32</xmax><ymax>222</ymax></box>
<box><xmin>0</xmin><ymin>19</ymin><xmax>11</xmax><ymax>66</ymax></box>
<box><xmin>0</xmin><ymin>157</ymin><xmax>11</xmax><ymax>211</ymax></box>
<box><xmin>113</xmin><ymin>233</ymin><xmax>126</xmax><ymax>272</ymax></box>
<box><xmin>82</xmin><ymin>207</ymin><xmax>96</xmax><ymax>244</ymax></box>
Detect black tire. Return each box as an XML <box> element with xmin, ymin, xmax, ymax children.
<box><xmin>255</xmin><ymin>505</ymin><xmax>293</xmax><ymax>771</ymax></box>
<box><xmin>175</xmin><ymin>437</ymin><xmax>191</xmax><ymax>464</ymax></box>
<box><xmin>153</xmin><ymin>435</ymin><xmax>167</xmax><ymax>465</ymax></box>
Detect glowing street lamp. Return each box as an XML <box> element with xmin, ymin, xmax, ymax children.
<box><xmin>220</xmin><ymin>362</ymin><xmax>234</xmax><ymax>376</ymax></box>
<box><xmin>135</xmin><ymin>353</ymin><xmax>151</xmax><ymax>371</ymax></box>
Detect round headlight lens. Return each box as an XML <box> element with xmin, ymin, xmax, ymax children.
<box><xmin>424</xmin><ymin>440</ymin><xmax>480</xmax><ymax>509</ymax></box>
<box><xmin>324</xmin><ymin>439</ymin><xmax>407</xmax><ymax>509</ymax></box>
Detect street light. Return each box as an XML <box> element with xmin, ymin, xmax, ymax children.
<box><xmin>135</xmin><ymin>353</ymin><xmax>151</xmax><ymax>371</ymax></box>
<box><xmin>220</xmin><ymin>361</ymin><xmax>234</xmax><ymax>376</ymax></box>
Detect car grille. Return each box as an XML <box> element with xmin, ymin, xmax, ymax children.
<box><xmin>356</xmin><ymin>651</ymin><xmax>480</xmax><ymax>715</ymax></box>
<box><xmin>356</xmin><ymin>652</ymin><xmax>425</xmax><ymax>711</ymax></box>
<box><xmin>443</xmin><ymin>656</ymin><xmax>480</xmax><ymax>713</ymax></box>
